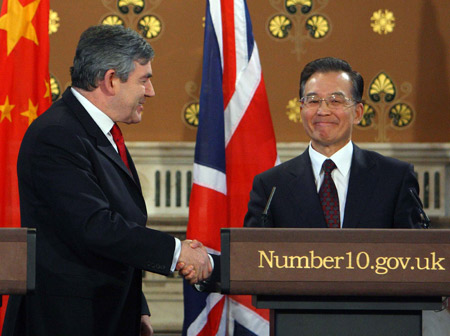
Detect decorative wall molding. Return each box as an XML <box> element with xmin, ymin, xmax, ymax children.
<box><xmin>128</xmin><ymin>142</ymin><xmax>450</xmax><ymax>220</ymax></box>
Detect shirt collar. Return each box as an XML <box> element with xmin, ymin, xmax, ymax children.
<box><xmin>309</xmin><ymin>141</ymin><xmax>353</xmax><ymax>177</ymax></box>
<box><xmin>71</xmin><ymin>87</ymin><xmax>115</xmax><ymax>135</ymax></box>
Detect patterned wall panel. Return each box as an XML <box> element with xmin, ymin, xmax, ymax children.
<box><xmin>266</xmin><ymin>0</ymin><xmax>331</xmax><ymax>60</ymax></box>
<box><xmin>357</xmin><ymin>72</ymin><xmax>415</xmax><ymax>142</ymax></box>
<box><xmin>18</xmin><ymin>0</ymin><xmax>450</xmax><ymax>142</ymax></box>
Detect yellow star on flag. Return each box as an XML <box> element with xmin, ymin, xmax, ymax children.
<box><xmin>44</xmin><ymin>79</ymin><xmax>51</xmax><ymax>99</ymax></box>
<box><xmin>20</xmin><ymin>99</ymin><xmax>39</xmax><ymax>125</ymax></box>
<box><xmin>0</xmin><ymin>0</ymin><xmax>41</xmax><ymax>55</ymax></box>
<box><xmin>0</xmin><ymin>96</ymin><xmax>15</xmax><ymax>122</ymax></box>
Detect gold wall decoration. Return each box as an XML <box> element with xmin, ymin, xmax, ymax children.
<box><xmin>102</xmin><ymin>15</ymin><xmax>124</xmax><ymax>26</ymax></box>
<box><xmin>183</xmin><ymin>103</ymin><xmax>199</xmax><ymax>127</ymax></box>
<box><xmin>138</xmin><ymin>15</ymin><xmax>162</xmax><ymax>39</ymax></box>
<box><xmin>305</xmin><ymin>15</ymin><xmax>329</xmax><ymax>39</ymax></box>
<box><xmin>369</xmin><ymin>72</ymin><xmax>395</xmax><ymax>102</ymax></box>
<box><xmin>182</xmin><ymin>81</ymin><xmax>200</xmax><ymax>128</ymax></box>
<box><xmin>389</xmin><ymin>103</ymin><xmax>413</xmax><ymax>127</ymax></box>
<box><xmin>49</xmin><ymin>9</ymin><xmax>60</xmax><ymax>35</ymax></box>
<box><xmin>286</xmin><ymin>97</ymin><xmax>302</xmax><ymax>123</ymax></box>
<box><xmin>286</xmin><ymin>0</ymin><xmax>312</xmax><ymax>14</ymax></box>
<box><xmin>101</xmin><ymin>0</ymin><xmax>163</xmax><ymax>40</ymax></box>
<box><xmin>268</xmin><ymin>0</ymin><xmax>330</xmax><ymax>60</ymax></box>
<box><xmin>357</xmin><ymin>72</ymin><xmax>414</xmax><ymax>141</ymax></box>
<box><xmin>371</xmin><ymin>9</ymin><xmax>395</xmax><ymax>35</ymax></box>
<box><xmin>268</xmin><ymin>15</ymin><xmax>292</xmax><ymax>39</ymax></box>
<box><xmin>118</xmin><ymin>0</ymin><xmax>145</xmax><ymax>14</ymax></box>
<box><xmin>359</xmin><ymin>103</ymin><xmax>375</xmax><ymax>128</ymax></box>
<box><xmin>50</xmin><ymin>75</ymin><xmax>61</xmax><ymax>102</ymax></box>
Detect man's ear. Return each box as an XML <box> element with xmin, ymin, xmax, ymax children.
<box><xmin>101</xmin><ymin>69</ymin><xmax>117</xmax><ymax>95</ymax></box>
<box><xmin>353</xmin><ymin>102</ymin><xmax>364</xmax><ymax>125</ymax></box>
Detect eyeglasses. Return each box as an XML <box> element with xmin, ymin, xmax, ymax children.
<box><xmin>299</xmin><ymin>94</ymin><xmax>358</xmax><ymax>110</ymax></box>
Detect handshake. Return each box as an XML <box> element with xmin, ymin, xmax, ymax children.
<box><xmin>176</xmin><ymin>239</ymin><xmax>212</xmax><ymax>284</ymax></box>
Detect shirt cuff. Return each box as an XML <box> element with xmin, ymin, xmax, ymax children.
<box><xmin>170</xmin><ymin>237</ymin><xmax>181</xmax><ymax>272</ymax></box>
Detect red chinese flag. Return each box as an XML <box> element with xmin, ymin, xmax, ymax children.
<box><xmin>0</xmin><ymin>0</ymin><xmax>51</xmax><ymax>332</ymax></box>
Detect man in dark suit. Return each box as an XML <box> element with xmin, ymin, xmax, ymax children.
<box><xmin>245</xmin><ymin>57</ymin><xmax>420</xmax><ymax>230</ymax></box>
<box><xmin>2</xmin><ymin>25</ymin><xmax>211</xmax><ymax>336</ymax></box>
<box><xmin>187</xmin><ymin>56</ymin><xmax>422</xmax><ymax>289</ymax></box>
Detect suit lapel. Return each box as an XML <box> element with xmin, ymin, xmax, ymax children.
<box><xmin>126</xmin><ymin>148</ymin><xmax>142</xmax><ymax>189</ymax></box>
<box><xmin>62</xmin><ymin>88</ymin><xmax>139</xmax><ymax>185</ymax></box>
<box><xmin>343</xmin><ymin>145</ymin><xmax>378</xmax><ymax>228</ymax></box>
<box><xmin>97</xmin><ymin>142</ymin><xmax>136</xmax><ymax>180</ymax></box>
<box><xmin>286</xmin><ymin>149</ymin><xmax>327</xmax><ymax>228</ymax></box>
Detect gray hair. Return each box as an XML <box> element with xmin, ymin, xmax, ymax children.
<box><xmin>70</xmin><ymin>25</ymin><xmax>154</xmax><ymax>91</ymax></box>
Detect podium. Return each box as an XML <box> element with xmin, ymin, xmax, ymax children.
<box><xmin>0</xmin><ymin>228</ymin><xmax>36</xmax><ymax>307</ymax></box>
<box><xmin>220</xmin><ymin>228</ymin><xmax>450</xmax><ymax>336</ymax></box>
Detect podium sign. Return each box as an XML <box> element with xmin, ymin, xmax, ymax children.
<box><xmin>0</xmin><ymin>228</ymin><xmax>36</xmax><ymax>295</ymax></box>
<box><xmin>221</xmin><ymin>228</ymin><xmax>449</xmax><ymax>336</ymax></box>
<box><xmin>221</xmin><ymin>228</ymin><xmax>450</xmax><ymax>296</ymax></box>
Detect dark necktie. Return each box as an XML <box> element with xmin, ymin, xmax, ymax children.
<box><xmin>319</xmin><ymin>159</ymin><xmax>340</xmax><ymax>228</ymax></box>
<box><xmin>110</xmin><ymin>123</ymin><xmax>131</xmax><ymax>172</ymax></box>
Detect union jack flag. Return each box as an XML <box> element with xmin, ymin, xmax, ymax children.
<box><xmin>182</xmin><ymin>0</ymin><xmax>278</xmax><ymax>334</ymax></box>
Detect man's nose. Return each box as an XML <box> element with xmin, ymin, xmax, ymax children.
<box><xmin>145</xmin><ymin>80</ymin><xmax>155</xmax><ymax>97</ymax></box>
<box><xmin>317</xmin><ymin>99</ymin><xmax>331</xmax><ymax>114</ymax></box>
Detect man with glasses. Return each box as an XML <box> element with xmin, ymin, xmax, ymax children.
<box><xmin>243</xmin><ymin>56</ymin><xmax>421</xmax><ymax>229</ymax></box>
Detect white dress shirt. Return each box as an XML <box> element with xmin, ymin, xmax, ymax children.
<box><xmin>71</xmin><ymin>88</ymin><xmax>181</xmax><ymax>272</ymax></box>
<box><xmin>309</xmin><ymin>141</ymin><xmax>353</xmax><ymax>227</ymax></box>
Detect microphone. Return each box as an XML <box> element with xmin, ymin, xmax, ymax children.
<box><xmin>409</xmin><ymin>188</ymin><xmax>431</xmax><ymax>229</ymax></box>
<box><xmin>261</xmin><ymin>187</ymin><xmax>276</xmax><ymax>227</ymax></box>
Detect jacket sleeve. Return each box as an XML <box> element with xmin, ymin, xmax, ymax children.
<box><xmin>141</xmin><ymin>292</ymin><xmax>150</xmax><ymax>315</ymax></box>
<box><xmin>393</xmin><ymin>163</ymin><xmax>423</xmax><ymax>228</ymax></box>
<box><xmin>244</xmin><ymin>174</ymin><xmax>273</xmax><ymax>228</ymax></box>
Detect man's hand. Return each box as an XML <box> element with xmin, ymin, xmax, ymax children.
<box><xmin>140</xmin><ymin>315</ymin><xmax>153</xmax><ymax>336</ymax></box>
<box><xmin>177</xmin><ymin>239</ymin><xmax>212</xmax><ymax>284</ymax></box>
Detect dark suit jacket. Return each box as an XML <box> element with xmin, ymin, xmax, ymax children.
<box><xmin>3</xmin><ymin>88</ymin><xmax>175</xmax><ymax>336</ymax></box>
<box><xmin>245</xmin><ymin>144</ymin><xmax>421</xmax><ymax>229</ymax></box>
<box><xmin>206</xmin><ymin>144</ymin><xmax>421</xmax><ymax>289</ymax></box>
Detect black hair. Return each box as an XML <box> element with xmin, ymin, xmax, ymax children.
<box><xmin>299</xmin><ymin>57</ymin><xmax>364</xmax><ymax>102</ymax></box>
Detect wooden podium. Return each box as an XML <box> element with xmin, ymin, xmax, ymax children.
<box><xmin>221</xmin><ymin>228</ymin><xmax>450</xmax><ymax>336</ymax></box>
<box><xmin>0</xmin><ymin>228</ymin><xmax>36</xmax><ymax>307</ymax></box>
